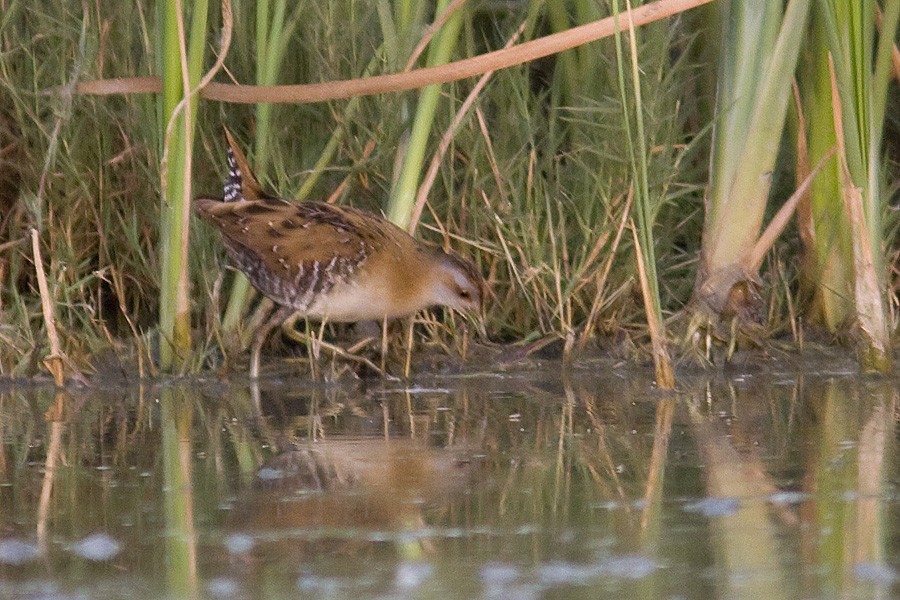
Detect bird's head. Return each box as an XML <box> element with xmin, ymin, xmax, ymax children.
<box><xmin>427</xmin><ymin>247</ymin><xmax>486</xmax><ymax>334</ymax></box>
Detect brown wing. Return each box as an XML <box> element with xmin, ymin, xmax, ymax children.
<box><xmin>195</xmin><ymin>197</ymin><xmax>388</xmax><ymax>310</ymax></box>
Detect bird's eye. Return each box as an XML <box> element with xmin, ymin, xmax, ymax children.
<box><xmin>459</xmin><ymin>290</ymin><xmax>470</xmax><ymax>299</ymax></box>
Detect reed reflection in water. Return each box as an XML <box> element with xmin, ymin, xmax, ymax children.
<box><xmin>0</xmin><ymin>365</ymin><xmax>896</xmax><ymax>599</ymax></box>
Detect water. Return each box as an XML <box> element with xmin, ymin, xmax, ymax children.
<box><xmin>0</xmin><ymin>358</ymin><xmax>897</xmax><ymax>599</ymax></box>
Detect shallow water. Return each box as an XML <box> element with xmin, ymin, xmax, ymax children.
<box><xmin>1</xmin><ymin>359</ymin><xmax>898</xmax><ymax>599</ymax></box>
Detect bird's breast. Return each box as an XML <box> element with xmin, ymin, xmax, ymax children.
<box><xmin>304</xmin><ymin>258</ymin><xmax>432</xmax><ymax>322</ymax></box>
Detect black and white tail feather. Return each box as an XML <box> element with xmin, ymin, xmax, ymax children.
<box><xmin>223</xmin><ymin>147</ymin><xmax>243</xmax><ymax>202</ymax></box>
<box><xmin>220</xmin><ymin>126</ymin><xmax>274</xmax><ymax>203</ymax></box>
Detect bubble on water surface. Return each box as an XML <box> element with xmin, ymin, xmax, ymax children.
<box><xmin>403</xmin><ymin>386</ymin><xmax>451</xmax><ymax>394</ymax></box>
<box><xmin>485</xmin><ymin>584</ymin><xmax>540</xmax><ymax>600</ymax></box>
<box><xmin>7</xmin><ymin>584</ymin><xmax>88</xmax><ymax>600</ymax></box>
<box><xmin>256</xmin><ymin>467</ymin><xmax>284</xmax><ymax>481</ymax></box>
<box><xmin>480</xmin><ymin>562</ymin><xmax>521</xmax><ymax>585</ymax></box>
<box><xmin>683</xmin><ymin>497</ymin><xmax>740</xmax><ymax>517</ymax></box>
<box><xmin>296</xmin><ymin>575</ymin><xmax>342</xmax><ymax>593</ymax></box>
<box><xmin>224</xmin><ymin>533</ymin><xmax>255</xmax><ymax>554</ymax></box>
<box><xmin>0</xmin><ymin>538</ymin><xmax>41</xmax><ymax>565</ymax></box>
<box><xmin>853</xmin><ymin>562</ymin><xmax>897</xmax><ymax>585</ymax></box>
<box><xmin>70</xmin><ymin>533</ymin><xmax>120</xmax><ymax>561</ymax></box>
<box><xmin>599</xmin><ymin>554</ymin><xmax>657</xmax><ymax>579</ymax></box>
<box><xmin>768</xmin><ymin>491</ymin><xmax>808</xmax><ymax>505</ymax></box>
<box><xmin>536</xmin><ymin>561</ymin><xmax>598</xmax><ymax>585</ymax></box>
<box><xmin>395</xmin><ymin>560</ymin><xmax>434</xmax><ymax>590</ymax></box>
<box><xmin>207</xmin><ymin>577</ymin><xmax>240</xmax><ymax>598</ymax></box>
<box><xmin>590</xmin><ymin>500</ymin><xmax>621</xmax><ymax>510</ymax></box>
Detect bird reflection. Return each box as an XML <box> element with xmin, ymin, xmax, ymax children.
<box><xmin>226</xmin><ymin>438</ymin><xmax>480</xmax><ymax>564</ymax></box>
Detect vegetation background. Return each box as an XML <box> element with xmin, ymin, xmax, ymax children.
<box><xmin>0</xmin><ymin>0</ymin><xmax>897</xmax><ymax>381</ymax></box>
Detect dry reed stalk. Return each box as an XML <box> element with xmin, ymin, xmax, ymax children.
<box><xmin>630</xmin><ymin>222</ymin><xmax>674</xmax><ymax>390</ymax></box>
<box><xmin>75</xmin><ymin>0</ymin><xmax>718</xmax><ymax>104</ymax></box>
<box><xmin>31</xmin><ymin>229</ymin><xmax>68</xmax><ymax>386</ymax></box>
<box><xmin>829</xmin><ymin>58</ymin><xmax>892</xmax><ymax>372</ymax></box>
<box><xmin>747</xmin><ymin>146</ymin><xmax>837</xmax><ymax>272</ymax></box>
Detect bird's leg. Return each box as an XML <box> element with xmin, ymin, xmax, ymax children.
<box><xmin>279</xmin><ymin>311</ymin><xmax>308</xmax><ymax>344</ymax></box>
<box><xmin>250</xmin><ymin>305</ymin><xmax>294</xmax><ymax>379</ymax></box>
<box><xmin>380</xmin><ymin>315</ymin><xmax>389</xmax><ymax>374</ymax></box>
<box><xmin>403</xmin><ymin>318</ymin><xmax>415</xmax><ymax>378</ymax></box>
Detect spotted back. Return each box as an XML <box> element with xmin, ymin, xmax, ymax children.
<box><xmin>195</xmin><ymin>198</ymin><xmax>390</xmax><ymax>311</ymax></box>
<box><xmin>198</xmin><ymin>128</ymin><xmax>417</xmax><ymax>314</ymax></box>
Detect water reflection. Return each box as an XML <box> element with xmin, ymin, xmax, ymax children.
<box><xmin>161</xmin><ymin>387</ymin><xmax>199</xmax><ymax>598</ymax></box>
<box><xmin>799</xmin><ymin>379</ymin><xmax>897</xmax><ymax>599</ymax></box>
<box><xmin>228</xmin><ymin>438</ymin><xmax>480</xmax><ymax>566</ymax></box>
<box><xmin>688</xmin><ymin>385</ymin><xmax>792</xmax><ymax>599</ymax></box>
<box><xmin>0</xmin><ymin>366</ymin><xmax>896</xmax><ymax>598</ymax></box>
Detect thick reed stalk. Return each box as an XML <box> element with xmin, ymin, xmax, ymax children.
<box><xmin>387</xmin><ymin>0</ymin><xmax>465</xmax><ymax>228</ymax></box>
<box><xmin>158</xmin><ymin>0</ymin><xmax>209</xmax><ymax>371</ymax></box>
<box><xmin>818</xmin><ymin>0</ymin><xmax>897</xmax><ymax>372</ymax></box>
<box><xmin>692</xmin><ymin>0</ymin><xmax>811</xmax><ymax>321</ymax></box>
<box><xmin>798</xmin><ymin>18</ymin><xmax>853</xmax><ymax>330</ymax></box>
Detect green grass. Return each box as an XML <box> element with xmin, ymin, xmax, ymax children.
<box><xmin>0</xmin><ymin>0</ymin><xmax>897</xmax><ymax>378</ymax></box>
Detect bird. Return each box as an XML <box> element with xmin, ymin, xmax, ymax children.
<box><xmin>194</xmin><ymin>128</ymin><xmax>484</xmax><ymax>378</ymax></box>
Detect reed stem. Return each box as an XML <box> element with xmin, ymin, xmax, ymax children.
<box><xmin>387</xmin><ymin>0</ymin><xmax>465</xmax><ymax>228</ymax></box>
<box><xmin>158</xmin><ymin>0</ymin><xmax>209</xmax><ymax>371</ymax></box>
